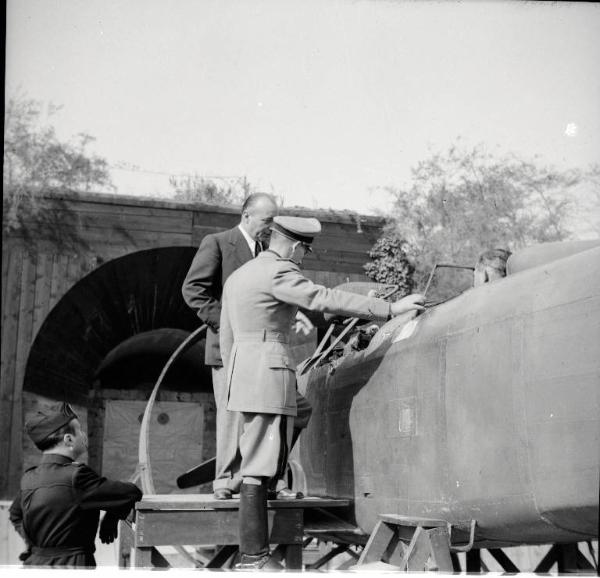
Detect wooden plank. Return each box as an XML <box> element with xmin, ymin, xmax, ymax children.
<box><xmin>66</xmin><ymin>227</ymin><xmax>192</xmax><ymax>247</ymax></box>
<box><xmin>306</xmin><ymin>544</ymin><xmax>349</xmax><ymax>570</ymax></box>
<box><xmin>191</xmin><ymin>211</ymin><xmax>238</xmax><ymax>230</ymax></box>
<box><xmin>150</xmin><ymin>547</ymin><xmax>171</xmax><ymax>568</ymax></box>
<box><xmin>24</xmin><ymin>203</ymin><xmax>194</xmax><ymax>229</ymax></box>
<box><xmin>48</xmin><ymin>254</ymin><xmax>69</xmax><ymax>311</ymax></box>
<box><xmin>0</xmin><ymin>245</ymin><xmax>24</xmax><ymax>498</ymax></box>
<box><xmin>135</xmin><ymin>508</ymin><xmax>303</xmax><ymax>547</ymax></box>
<box><xmin>379</xmin><ymin>514</ymin><xmax>447</xmax><ymax>527</ymax></box>
<box><xmin>137</xmin><ymin>494</ymin><xmax>349</xmax><ymax>510</ymax></box>
<box><xmin>73</xmin><ymin>212</ymin><xmax>194</xmax><ymax>234</ymax></box>
<box><xmin>31</xmin><ymin>252</ymin><xmax>52</xmax><ymax>338</ymax></box>
<box><xmin>357</xmin><ymin>520</ymin><xmax>395</xmax><ymax>565</ymax></box>
<box><xmin>427</xmin><ymin>527</ymin><xmax>454</xmax><ymax>572</ymax></box>
<box><xmin>1</xmin><ymin>240</ymin><xmax>13</xmax><ymax>317</ymax></box>
<box><xmin>118</xmin><ymin>520</ymin><xmax>135</xmax><ymax>568</ymax></box>
<box><xmin>403</xmin><ymin>527</ymin><xmax>432</xmax><ymax>571</ymax></box>
<box><xmin>134</xmin><ymin>546</ymin><xmax>154</xmax><ymax>568</ymax></box>
<box><xmin>1</xmin><ymin>244</ymin><xmax>23</xmax><ymax>400</ymax></box>
<box><xmin>66</xmin><ymin>254</ymin><xmax>83</xmax><ymax>291</ymax></box>
<box><xmin>14</xmin><ymin>250</ymin><xmax>36</xmax><ymax>384</ymax></box>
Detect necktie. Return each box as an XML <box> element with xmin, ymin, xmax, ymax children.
<box><xmin>254</xmin><ymin>241</ymin><xmax>262</xmax><ymax>257</ymax></box>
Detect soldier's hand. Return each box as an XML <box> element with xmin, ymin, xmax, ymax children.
<box><xmin>18</xmin><ymin>548</ymin><xmax>31</xmax><ymax>562</ymax></box>
<box><xmin>390</xmin><ymin>294</ymin><xmax>426</xmax><ymax>316</ymax></box>
<box><xmin>99</xmin><ymin>514</ymin><xmax>119</xmax><ymax>544</ymax></box>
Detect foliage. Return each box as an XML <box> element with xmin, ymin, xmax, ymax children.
<box><xmin>579</xmin><ymin>164</ymin><xmax>600</xmax><ymax>238</ymax></box>
<box><xmin>169</xmin><ymin>175</ymin><xmax>252</xmax><ymax>205</ymax></box>
<box><xmin>3</xmin><ymin>94</ymin><xmax>113</xmax><ymax>231</ymax></box>
<box><xmin>382</xmin><ymin>143</ymin><xmax>581</xmax><ymax>290</ymax></box>
<box><xmin>363</xmin><ymin>236</ymin><xmax>415</xmax><ymax>297</ymax></box>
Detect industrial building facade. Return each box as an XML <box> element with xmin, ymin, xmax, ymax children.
<box><xmin>0</xmin><ymin>191</ymin><xmax>384</xmax><ymax>500</ymax></box>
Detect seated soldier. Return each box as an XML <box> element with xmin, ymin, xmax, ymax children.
<box><xmin>473</xmin><ymin>248</ymin><xmax>511</xmax><ymax>286</ymax></box>
<box><xmin>9</xmin><ymin>403</ymin><xmax>142</xmax><ymax>568</ymax></box>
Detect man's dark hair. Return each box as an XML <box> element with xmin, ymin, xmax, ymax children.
<box><xmin>241</xmin><ymin>193</ymin><xmax>276</xmax><ymax>214</ymax></box>
<box><xmin>477</xmin><ymin>248</ymin><xmax>511</xmax><ymax>272</ymax></box>
<box><xmin>35</xmin><ymin>421</ymin><xmax>77</xmax><ymax>451</ymax></box>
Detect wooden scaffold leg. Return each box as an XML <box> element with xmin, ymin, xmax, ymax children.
<box><xmin>353</xmin><ymin>515</ymin><xmax>475</xmax><ymax>572</ymax></box>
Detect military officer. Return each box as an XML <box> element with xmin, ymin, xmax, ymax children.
<box><xmin>9</xmin><ymin>403</ymin><xmax>142</xmax><ymax>568</ymax></box>
<box><xmin>220</xmin><ymin>215</ymin><xmax>425</xmax><ymax>570</ymax></box>
<box><xmin>182</xmin><ymin>193</ymin><xmax>312</xmax><ymax>500</ymax></box>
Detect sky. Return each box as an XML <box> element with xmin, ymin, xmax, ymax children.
<box><xmin>5</xmin><ymin>0</ymin><xmax>600</xmax><ymax>224</ymax></box>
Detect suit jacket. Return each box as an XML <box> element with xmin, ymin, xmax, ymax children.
<box><xmin>220</xmin><ymin>250</ymin><xmax>391</xmax><ymax>416</ymax></box>
<box><xmin>182</xmin><ymin>226</ymin><xmax>254</xmax><ymax>366</ymax></box>
<box><xmin>9</xmin><ymin>453</ymin><xmax>142</xmax><ymax>568</ymax></box>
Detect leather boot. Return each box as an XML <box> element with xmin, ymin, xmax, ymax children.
<box><xmin>235</xmin><ymin>481</ymin><xmax>272</xmax><ymax>570</ymax></box>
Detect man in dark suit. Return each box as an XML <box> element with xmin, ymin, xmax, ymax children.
<box><xmin>9</xmin><ymin>403</ymin><xmax>142</xmax><ymax>568</ymax></box>
<box><xmin>182</xmin><ymin>193</ymin><xmax>311</xmax><ymax>500</ymax></box>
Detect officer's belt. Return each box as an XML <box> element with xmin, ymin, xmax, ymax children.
<box><xmin>31</xmin><ymin>545</ymin><xmax>93</xmax><ymax>558</ymax></box>
<box><xmin>236</xmin><ymin>330</ymin><xmax>288</xmax><ymax>343</ymax></box>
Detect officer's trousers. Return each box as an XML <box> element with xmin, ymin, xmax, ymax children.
<box><xmin>212</xmin><ymin>367</ymin><xmax>312</xmax><ymax>491</ymax></box>
<box><xmin>239</xmin><ymin>413</ymin><xmax>294</xmax><ymax>483</ymax></box>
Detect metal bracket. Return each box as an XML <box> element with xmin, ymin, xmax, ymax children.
<box><xmin>447</xmin><ymin>519</ymin><xmax>477</xmax><ymax>552</ymax></box>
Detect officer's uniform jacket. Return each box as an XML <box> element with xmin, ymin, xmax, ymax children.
<box><xmin>9</xmin><ymin>453</ymin><xmax>142</xmax><ymax>568</ymax></box>
<box><xmin>220</xmin><ymin>250</ymin><xmax>391</xmax><ymax>416</ymax></box>
<box><xmin>182</xmin><ymin>226</ymin><xmax>254</xmax><ymax>367</ymax></box>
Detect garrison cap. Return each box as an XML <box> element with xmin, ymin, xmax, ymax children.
<box><xmin>271</xmin><ymin>216</ymin><xmax>321</xmax><ymax>250</ymax></box>
<box><xmin>25</xmin><ymin>403</ymin><xmax>78</xmax><ymax>446</ymax></box>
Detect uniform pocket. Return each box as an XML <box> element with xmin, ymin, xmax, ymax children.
<box><xmin>267</xmin><ymin>354</ymin><xmax>291</xmax><ymax>369</ymax></box>
<box><xmin>266</xmin><ymin>355</ymin><xmax>296</xmax><ymax>408</ymax></box>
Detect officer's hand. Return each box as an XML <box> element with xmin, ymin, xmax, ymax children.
<box><xmin>293</xmin><ymin>311</ymin><xmax>314</xmax><ymax>335</ymax></box>
<box><xmin>390</xmin><ymin>294</ymin><xmax>426</xmax><ymax>316</ymax></box>
<box><xmin>99</xmin><ymin>514</ymin><xmax>119</xmax><ymax>544</ymax></box>
<box><xmin>18</xmin><ymin>548</ymin><xmax>31</xmax><ymax>562</ymax></box>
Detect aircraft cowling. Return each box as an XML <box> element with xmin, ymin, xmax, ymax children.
<box><xmin>298</xmin><ymin>245</ymin><xmax>600</xmax><ymax>548</ymax></box>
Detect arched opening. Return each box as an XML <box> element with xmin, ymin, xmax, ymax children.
<box><xmin>22</xmin><ymin>247</ymin><xmax>214</xmax><ymax>492</ymax></box>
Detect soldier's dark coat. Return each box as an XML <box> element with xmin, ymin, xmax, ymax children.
<box><xmin>9</xmin><ymin>454</ymin><xmax>142</xmax><ymax>568</ymax></box>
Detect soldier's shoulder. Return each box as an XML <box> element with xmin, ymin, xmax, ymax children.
<box><xmin>272</xmin><ymin>256</ymin><xmax>300</xmax><ymax>273</ymax></box>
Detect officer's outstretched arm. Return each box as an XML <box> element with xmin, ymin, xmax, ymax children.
<box><xmin>273</xmin><ymin>264</ymin><xmax>390</xmax><ymax>321</ymax></box>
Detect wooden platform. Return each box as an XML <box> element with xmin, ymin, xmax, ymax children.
<box><xmin>129</xmin><ymin>493</ymin><xmax>350</xmax><ymax>569</ymax></box>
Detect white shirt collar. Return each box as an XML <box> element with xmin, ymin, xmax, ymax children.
<box><xmin>238</xmin><ymin>224</ymin><xmax>258</xmax><ymax>254</ymax></box>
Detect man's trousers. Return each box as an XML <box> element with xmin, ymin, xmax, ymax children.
<box><xmin>211</xmin><ymin>366</ymin><xmax>312</xmax><ymax>492</ymax></box>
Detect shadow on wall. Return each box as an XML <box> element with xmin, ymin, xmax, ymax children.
<box><xmin>22</xmin><ymin>246</ymin><xmax>212</xmax><ymax>402</ymax></box>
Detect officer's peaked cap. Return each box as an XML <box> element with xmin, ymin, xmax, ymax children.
<box><xmin>25</xmin><ymin>402</ymin><xmax>79</xmax><ymax>445</ymax></box>
<box><xmin>271</xmin><ymin>216</ymin><xmax>322</xmax><ymax>246</ymax></box>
